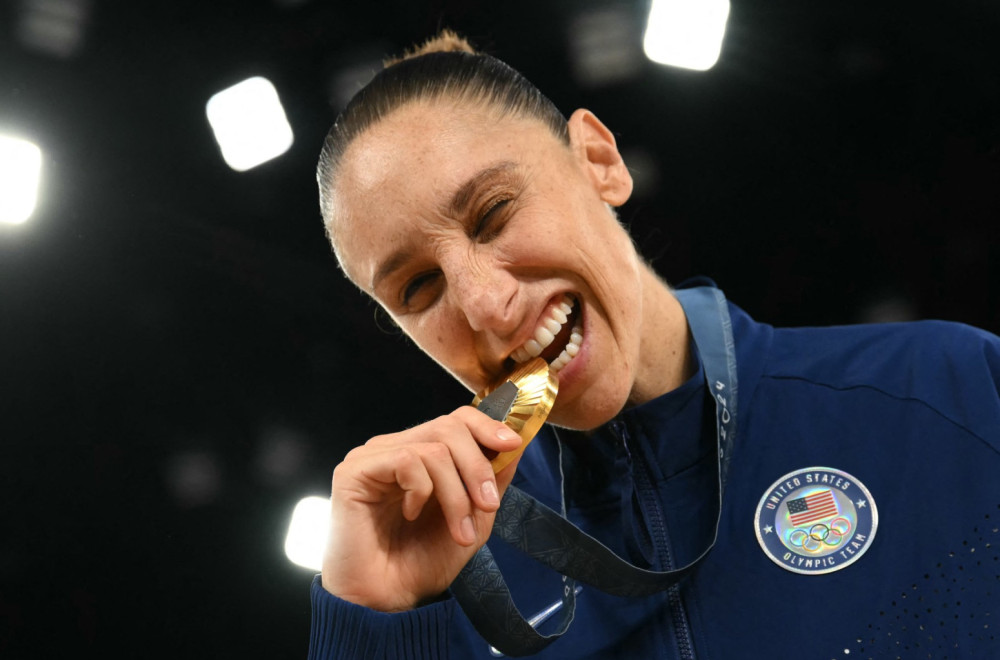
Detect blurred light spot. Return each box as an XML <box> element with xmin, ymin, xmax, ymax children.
<box><xmin>206</xmin><ymin>77</ymin><xmax>294</xmax><ymax>172</ymax></box>
<box><xmin>620</xmin><ymin>147</ymin><xmax>661</xmax><ymax>199</ymax></box>
<box><xmin>16</xmin><ymin>0</ymin><xmax>90</xmax><ymax>58</ymax></box>
<box><xmin>284</xmin><ymin>496</ymin><xmax>330</xmax><ymax>570</ymax></box>
<box><xmin>255</xmin><ymin>425</ymin><xmax>307</xmax><ymax>486</ymax></box>
<box><xmin>164</xmin><ymin>451</ymin><xmax>222</xmax><ymax>508</ymax></box>
<box><xmin>0</xmin><ymin>135</ymin><xmax>42</xmax><ymax>225</ymax></box>
<box><xmin>644</xmin><ymin>0</ymin><xmax>730</xmax><ymax>71</ymax></box>
<box><xmin>568</xmin><ymin>8</ymin><xmax>643</xmax><ymax>87</ymax></box>
<box><xmin>857</xmin><ymin>293</ymin><xmax>917</xmax><ymax>324</ymax></box>
<box><xmin>328</xmin><ymin>56</ymin><xmax>380</xmax><ymax>111</ymax></box>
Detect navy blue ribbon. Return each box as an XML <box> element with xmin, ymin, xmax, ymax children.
<box><xmin>452</xmin><ymin>285</ymin><xmax>738</xmax><ymax>656</ymax></box>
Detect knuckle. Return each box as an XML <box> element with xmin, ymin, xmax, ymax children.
<box><xmin>435</xmin><ymin>413</ymin><xmax>463</xmax><ymax>433</ymax></box>
<box><xmin>343</xmin><ymin>445</ymin><xmax>366</xmax><ymax>462</ymax></box>
<box><xmin>331</xmin><ymin>461</ymin><xmax>351</xmax><ymax>489</ymax></box>
<box><xmin>422</xmin><ymin>441</ymin><xmax>452</xmax><ymax>463</ymax></box>
<box><xmin>451</xmin><ymin>405</ymin><xmax>478</xmax><ymax>421</ymax></box>
<box><xmin>454</xmin><ymin>405</ymin><xmax>490</xmax><ymax>429</ymax></box>
<box><xmin>391</xmin><ymin>445</ymin><xmax>420</xmax><ymax>466</ymax></box>
<box><xmin>421</xmin><ymin>415</ymin><xmax>467</xmax><ymax>445</ymax></box>
<box><xmin>364</xmin><ymin>432</ymin><xmax>392</xmax><ymax>447</ymax></box>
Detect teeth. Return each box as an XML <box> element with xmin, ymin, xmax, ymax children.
<box><xmin>550</xmin><ymin>322</ymin><xmax>583</xmax><ymax>373</ymax></box>
<box><xmin>534</xmin><ymin>326</ymin><xmax>555</xmax><ymax>345</ymax></box>
<box><xmin>509</xmin><ymin>295</ymin><xmax>582</xmax><ymax>373</ymax></box>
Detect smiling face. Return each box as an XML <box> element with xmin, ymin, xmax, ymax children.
<box><xmin>328</xmin><ymin>98</ymin><xmax>686</xmax><ymax>429</ymax></box>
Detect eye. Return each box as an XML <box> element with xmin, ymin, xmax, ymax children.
<box><xmin>473</xmin><ymin>198</ymin><xmax>510</xmax><ymax>241</ymax></box>
<box><xmin>401</xmin><ymin>270</ymin><xmax>440</xmax><ymax>309</ymax></box>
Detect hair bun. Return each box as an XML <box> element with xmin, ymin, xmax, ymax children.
<box><xmin>385</xmin><ymin>28</ymin><xmax>478</xmax><ymax>67</ymax></box>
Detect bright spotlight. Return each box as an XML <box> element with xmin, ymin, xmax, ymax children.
<box><xmin>206</xmin><ymin>76</ymin><xmax>294</xmax><ymax>172</ymax></box>
<box><xmin>0</xmin><ymin>135</ymin><xmax>42</xmax><ymax>225</ymax></box>
<box><xmin>643</xmin><ymin>0</ymin><xmax>730</xmax><ymax>71</ymax></box>
<box><xmin>284</xmin><ymin>496</ymin><xmax>330</xmax><ymax>571</ymax></box>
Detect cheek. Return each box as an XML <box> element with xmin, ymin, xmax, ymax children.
<box><xmin>398</xmin><ymin>312</ymin><xmax>476</xmax><ymax>375</ymax></box>
<box><xmin>579</xmin><ymin>224</ymin><xmax>643</xmax><ymax>298</ymax></box>
<box><xmin>491</xmin><ymin>206</ymin><xmax>579</xmax><ymax>267</ymax></box>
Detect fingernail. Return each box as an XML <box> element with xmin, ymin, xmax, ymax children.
<box><xmin>497</xmin><ymin>426</ymin><xmax>520</xmax><ymax>443</ymax></box>
<box><xmin>481</xmin><ymin>480</ymin><xmax>499</xmax><ymax>506</ymax></box>
<box><xmin>461</xmin><ymin>516</ymin><xmax>476</xmax><ymax>542</ymax></box>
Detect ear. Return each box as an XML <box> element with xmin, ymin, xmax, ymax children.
<box><xmin>567</xmin><ymin>108</ymin><xmax>634</xmax><ymax>206</ymax></box>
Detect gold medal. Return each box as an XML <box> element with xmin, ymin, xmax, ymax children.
<box><xmin>472</xmin><ymin>357</ymin><xmax>559</xmax><ymax>473</ymax></box>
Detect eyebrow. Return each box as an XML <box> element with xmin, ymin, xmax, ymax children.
<box><xmin>371</xmin><ymin>246</ymin><xmax>414</xmax><ymax>294</ymax></box>
<box><xmin>370</xmin><ymin>160</ymin><xmax>520</xmax><ymax>293</ymax></box>
<box><xmin>446</xmin><ymin>160</ymin><xmax>519</xmax><ymax>218</ymax></box>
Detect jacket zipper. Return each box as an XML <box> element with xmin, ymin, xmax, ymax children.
<box><xmin>614</xmin><ymin>420</ymin><xmax>696</xmax><ymax>660</ymax></box>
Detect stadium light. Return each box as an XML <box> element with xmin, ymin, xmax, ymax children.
<box><xmin>284</xmin><ymin>496</ymin><xmax>330</xmax><ymax>571</ymax></box>
<box><xmin>0</xmin><ymin>135</ymin><xmax>42</xmax><ymax>225</ymax></box>
<box><xmin>16</xmin><ymin>0</ymin><xmax>90</xmax><ymax>59</ymax></box>
<box><xmin>643</xmin><ymin>0</ymin><xmax>730</xmax><ymax>71</ymax></box>
<box><xmin>206</xmin><ymin>76</ymin><xmax>294</xmax><ymax>172</ymax></box>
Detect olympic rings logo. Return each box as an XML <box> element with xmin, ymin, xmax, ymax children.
<box><xmin>785</xmin><ymin>517</ymin><xmax>851</xmax><ymax>553</ymax></box>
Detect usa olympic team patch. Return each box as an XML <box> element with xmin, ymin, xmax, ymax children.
<box><xmin>754</xmin><ymin>467</ymin><xmax>878</xmax><ymax>575</ymax></box>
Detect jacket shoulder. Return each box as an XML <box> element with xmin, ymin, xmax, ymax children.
<box><xmin>766</xmin><ymin>319</ymin><xmax>1000</xmax><ymax>448</ymax></box>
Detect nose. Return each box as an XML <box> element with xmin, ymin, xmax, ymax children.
<box><xmin>442</xmin><ymin>250</ymin><xmax>518</xmax><ymax>335</ymax></box>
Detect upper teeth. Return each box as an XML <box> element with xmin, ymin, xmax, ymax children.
<box><xmin>510</xmin><ymin>295</ymin><xmax>582</xmax><ymax>373</ymax></box>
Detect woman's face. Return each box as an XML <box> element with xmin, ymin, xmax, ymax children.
<box><xmin>329</xmin><ymin>98</ymin><xmax>648</xmax><ymax>429</ymax></box>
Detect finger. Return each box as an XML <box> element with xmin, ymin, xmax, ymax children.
<box><xmin>446</xmin><ymin>407</ymin><xmax>526</xmax><ymax>504</ymax></box>
<box><xmin>417</xmin><ymin>441</ymin><xmax>481</xmax><ymax>546</ymax></box>
<box><xmin>423</xmin><ymin>409</ymin><xmax>520</xmax><ymax>512</ymax></box>
<box><xmin>393</xmin><ymin>447</ymin><xmax>436</xmax><ymax>521</ymax></box>
<box><xmin>365</xmin><ymin>408</ymin><xmax>522</xmax><ymax>454</ymax></box>
<box><xmin>364</xmin><ymin>406</ymin><xmax>522</xmax><ymax>512</ymax></box>
<box><xmin>336</xmin><ymin>445</ymin><xmax>434</xmax><ymax>520</ymax></box>
<box><xmin>451</xmin><ymin>406</ymin><xmax>524</xmax><ymax>452</ymax></box>
<box><xmin>366</xmin><ymin>410</ymin><xmax>520</xmax><ymax>513</ymax></box>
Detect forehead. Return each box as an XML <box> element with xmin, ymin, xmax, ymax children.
<box><xmin>330</xmin><ymin>99</ymin><xmax>568</xmax><ymax>286</ymax></box>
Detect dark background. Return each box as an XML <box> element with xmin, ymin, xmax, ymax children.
<box><xmin>1</xmin><ymin>0</ymin><xmax>997</xmax><ymax>656</ymax></box>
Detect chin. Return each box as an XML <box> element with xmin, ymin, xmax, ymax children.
<box><xmin>547</xmin><ymin>391</ymin><xmax>627</xmax><ymax>431</ymax></box>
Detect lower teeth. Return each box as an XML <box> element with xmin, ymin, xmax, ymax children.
<box><xmin>550</xmin><ymin>323</ymin><xmax>582</xmax><ymax>372</ymax></box>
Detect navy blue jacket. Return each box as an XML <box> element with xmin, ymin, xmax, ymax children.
<box><xmin>309</xmin><ymin>293</ymin><xmax>1000</xmax><ymax>659</ymax></box>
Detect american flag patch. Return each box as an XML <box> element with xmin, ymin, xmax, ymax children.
<box><xmin>786</xmin><ymin>490</ymin><xmax>838</xmax><ymax>526</ymax></box>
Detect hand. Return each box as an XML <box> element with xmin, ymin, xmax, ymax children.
<box><xmin>320</xmin><ymin>406</ymin><xmax>524</xmax><ymax>612</ymax></box>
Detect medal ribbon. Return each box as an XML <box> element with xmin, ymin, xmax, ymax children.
<box><xmin>452</xmin><ymin>285</ymin><xmax>738</xmax><ymax>657</ymax></box>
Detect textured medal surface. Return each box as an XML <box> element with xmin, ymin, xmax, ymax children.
<box><xmin>473</xmin><ymin>357</ymin><xmax>558</xmax><ymax>473</ymax></box>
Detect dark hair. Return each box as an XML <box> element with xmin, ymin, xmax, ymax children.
<box><xmin>316</xmin><ymin>36</ymin><xmax>569</xmax><ymax>239</ymax></box>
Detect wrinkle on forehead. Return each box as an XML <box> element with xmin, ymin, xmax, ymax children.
<box><xmin>327</xmin><ymin>99</ymin><xmax>568</xmax><ymax>290</ymax></box>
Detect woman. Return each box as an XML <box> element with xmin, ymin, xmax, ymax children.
<box><xmin>309</xmin><ymin>31</ymin><xmax>1000</xmax><ymax>659</ymax></box>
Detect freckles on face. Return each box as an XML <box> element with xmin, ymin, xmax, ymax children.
<box><xmin>328</xmin><ymin>100</ymin><xmax>648</xmax><ymax>423</ymax></box>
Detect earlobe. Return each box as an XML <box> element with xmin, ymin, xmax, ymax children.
<box><xmin>567</xmin><ymin>108</ymin><xmax>634</xmax><ymax>206</ymax></box>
